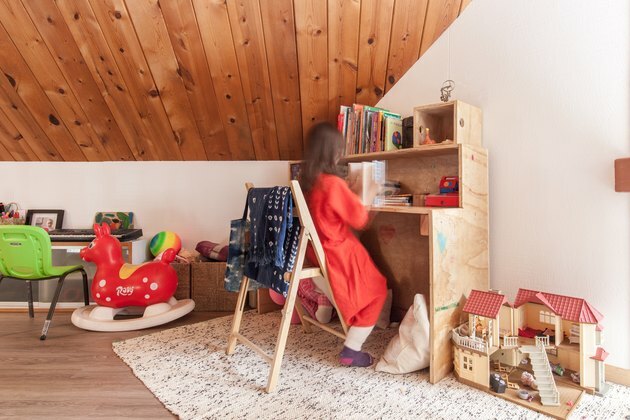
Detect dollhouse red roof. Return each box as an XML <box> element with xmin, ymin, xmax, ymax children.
<box><xmin>462</xmin><ymin>290</ymin><xmax>508</xmax><ymax>318</ymax></box>
<box><xmin>590</xmin><ymin>347</ymin><xmax>609</xmax><ymax>362</ymax></box>
<box><xmin>514</xmin><ymin>289</ymin><xmax>604</xmax><ymax>324</ymax></box>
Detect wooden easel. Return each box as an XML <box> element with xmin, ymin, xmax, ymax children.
<box><xmin>226</xmin><ymin>180</ymin><xmax>348</xmax><ymax>393</ymax></box>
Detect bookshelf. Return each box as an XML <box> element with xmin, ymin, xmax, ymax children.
<box><xmin>341</xmin><ymin>101</ymin><xmax>488</xmax><ymax>386</ymax></box>
<box><xmin>288</xmin><ymin>101</ymin><xmax>488</xmax><ymax>385</ymax></box>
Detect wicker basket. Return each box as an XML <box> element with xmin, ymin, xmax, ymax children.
<box><xmin>191</xmin><ymin>262</ymin><xmax>238</xmax><ymax>311</ymax></box>
<box><xmin>0</xmin><ymin>202</ymin><xmax>25</xmax><ymax>225</ymax></box>
<box><xmin>171</xmin><ymin>263</ymin><xmax>191</xmax><ymax>300</ymax></box>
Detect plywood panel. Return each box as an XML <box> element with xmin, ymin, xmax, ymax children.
<box><xmin>55</xmin><ymin>0</ymin><xmax>159</xmax><ymax>160</ymax></box>
<box><xmin>419</xmin><ymin>0</ymin><xmax>462</xmax><ymax>57</ymax></box>
<box><xmin>385</xmin><ymin>0</ymin><xmax>429</xmax><ymax>93</ymax></box>
<box><xmin>125</xmin><ymin>0</ymin><xmax>207</xmax><ymax>160</ymax></box>
<box><xmin>21</xmin><ymin>0</ymin><xmax>135</xmax><ymax>161</ymax></box>
<box><xmin>159</xmin><ymin>0</ymin><xmax>230</xmax><ymax>160</ymax></box>
<box><xmin>88</xmin><ymin>0</ymin><xmax>183</xmax><ymax>160</ymax></box>
<box><xmin>0</xmin><ymin>107</ymin><xmax>37</xmax><ymax>161</ymax></box>
<box><xmin>260</xmin><ymin>0</ymin><xmax>303</xmax><ymax>160</ymax></box>
<box><xmin>192</xmin><ymin>0</ymin><xmax>255</xmax><ymax>160</ymax></box>
<box><xmin>0</xmin><ymin>0</ymin><xmax>103</xmax><ymax>161</ymax></box>
<box><xmin>226</xmin><ymin>0</ymin><xmax>279</xmax><ymax>160</ymax></box>
<box><xmin>430</xmin><ymin>207</ymin><xmax>488</xmax><ymax>384</ymax></box>
<box><xmin>327</xmin><ymin>0</ymin><xmax>360</xmax><ymax>120</ymax></box>
<box><xmin>360</xmin><ymin>212</ymin><xmax>430</xmax><ymax>320</ymax></box>
<box><xmin>355</xmin><ymin>0</ymin><xmax>394</xmax><ymax>105</ymax></box>
<box><xmin>295</xmin><ymin>0</ymin><xmax>329</xmax><ymax>138</ymax></box>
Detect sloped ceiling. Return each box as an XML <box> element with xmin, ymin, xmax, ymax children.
<box><xmin>0</xmin><ymin>0</ymin><xmax>469</xmax><ymax>162</ymax></box>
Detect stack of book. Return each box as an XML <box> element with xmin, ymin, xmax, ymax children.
<box><xmin>376</xmin><ymin>194</ymin><xmax>413</xmax><ymax>207</ymax></box>
<box><xmin>338</xmin><ymin>105</ymin><xmax>403</xmax><ymax>156</ymax></box>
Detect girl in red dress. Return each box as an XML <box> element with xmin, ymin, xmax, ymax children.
<box><xmin>300</xmin><ymin>122</ymin><xmax>388</xmax><ymax>367</ymax></box>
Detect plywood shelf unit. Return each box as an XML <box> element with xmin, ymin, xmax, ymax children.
<box><xmin>350</xmin><ymin>100</ymin><xmax>489</xmax><ymax>385</ymax></box>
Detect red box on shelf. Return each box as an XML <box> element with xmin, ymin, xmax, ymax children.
<box><xmin>425</xmin><ymin>193</ymin><xmax>459</xmax><ymax>207</ymax></box>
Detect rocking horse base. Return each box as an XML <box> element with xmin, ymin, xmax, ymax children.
<box><xmin>71</xmin><ymin>297</ymin><xmax>195</xmax><ymax>332</ymax></box>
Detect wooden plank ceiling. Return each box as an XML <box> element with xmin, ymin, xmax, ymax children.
<box><xmin>0</xmin><ymin>0</ymin><xmax>469</xmax><ymax>162</ymax></box>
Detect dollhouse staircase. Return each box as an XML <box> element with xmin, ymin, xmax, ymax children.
<box><xmin>520</xmin><ymin>344</ymin><xmax>560</xmax><ymax>406</ymax></box>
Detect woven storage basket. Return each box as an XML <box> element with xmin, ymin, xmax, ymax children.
<box><xmin>191</xmin><ymin>261</ymin><xmax>237</xmax><ymax>311</ymax></box>
<box><xmin>171</xmin><ymin>263</ymin><xmax>191</xmax><ymax>300</ymax></box>
<box><xmin>0</xmin><ymin>202</ymin><xmax>25</xmax><ymax>225</ymax></box>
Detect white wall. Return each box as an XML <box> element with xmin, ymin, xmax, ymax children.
<box><xmin>378</xmin><ymin>0</ymin><xmax>630</xmax><ymax>368</ymax></box>
<box><xmin>2</xmin><ymin>161</ymin><xmax>288</xmax><ymax>249</ymax></box>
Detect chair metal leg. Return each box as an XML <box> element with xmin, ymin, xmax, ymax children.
<box><xmin>80</xmin><ymin>268</ymin><xmax>89</xmax><ymax>306</ymax></box>
<box><xmin>40</xmin><ymin>274</ymin><xmax>67</xmax><ymax>340</ymax></box>
<box><xmin>27</xmin><ymin>280</ymin><xmax>34</xmax><ymax>318</ymax></box>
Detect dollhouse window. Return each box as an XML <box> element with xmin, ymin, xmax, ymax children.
<box><xmin>539</xmin><ymin>310</ymin><xmax>555</xmax><ymax>324</ymax></box>
<box><xmin>462</xmin><ymin>355</ymin><xmax>473</xmax><ymax>371</ymax></box>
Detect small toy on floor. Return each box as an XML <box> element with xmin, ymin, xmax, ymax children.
<box><xmin>521</xmin><ymin>371</ymin><xmax>538</xmax><ymax>390</ymax></box>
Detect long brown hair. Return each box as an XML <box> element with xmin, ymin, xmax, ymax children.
<box><xmin>300</xmin><ymin>122</ymin><xmax>344</xmax><ymax>193</ymax></box>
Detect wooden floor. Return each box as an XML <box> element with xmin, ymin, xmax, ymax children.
<box><xmin>0</xmin><ymin>310</ymin><xmax>230</xmax><ymax>419</ymax></box>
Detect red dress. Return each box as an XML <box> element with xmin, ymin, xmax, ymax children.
<box><xmin>306</xmin><ymin>173</ymin><xmax>388</xmax><ymax>327</ymax></box>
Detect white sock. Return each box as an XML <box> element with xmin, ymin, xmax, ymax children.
<box><xmin>315</xmin><ymin>305</ymin><xmax>333</xmax><ymax>323</ymax></box>
<box><xmin>344</xmin><ymin>325</ymin><xmax>375</xmax><ymax>351</ymax></box>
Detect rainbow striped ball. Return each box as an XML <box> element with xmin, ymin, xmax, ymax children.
<box><xmin>149</xmin><ymin>231</ymin><xmax>182</xmax><ymax>257</ymax></box>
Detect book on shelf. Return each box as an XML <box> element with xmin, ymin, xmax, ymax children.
<box><xmin>384</xmin><ymin>117</ymin><xmax>403</xmax><ymax>151</ymax></box>
<box><xmin>347</xmin><ymin>160</ymin><xmax>386</xmax><ymax>206</ymax></box>
<box><xmin>337</xmin><ymin>104</ymin><xmax>403</xmax><ymax>156</ymax></box>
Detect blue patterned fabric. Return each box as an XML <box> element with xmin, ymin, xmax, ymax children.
<box><xmin>247</xmin><ymin>188</ymin><xmax>273</xmax><ymax>265</ymax></box>
<box><xmin>238</xmin><ymin>187</ymin><xmax>301</xmax><ymax>297</ymax></box>
<box><xmin>225</xmin><ymin>191</ymin><xmax>259</xmax><ymax>292</ymax></box>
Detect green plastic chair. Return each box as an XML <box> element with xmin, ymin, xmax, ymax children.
<box><xmin>0</xmin><ymin>225</ymin><xmax>89</xmax><ymax>340</ymax></box>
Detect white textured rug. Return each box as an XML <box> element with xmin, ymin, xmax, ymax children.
<box><xmin>112</xmin><ymin>312</ymin><xmax>630</xmax><ymax>420</ymax></box>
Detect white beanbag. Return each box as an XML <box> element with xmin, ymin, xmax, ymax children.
<box><xmin>375</xmin><ymin>294</ymin><xmax>430</xmax><ymax>374</ymax></box>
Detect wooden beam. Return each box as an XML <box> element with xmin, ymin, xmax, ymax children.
<box><xmin>125</xmin><ymin>0</ymin><xmax>208</xmax><ymax>160</ymax></box>
<box><xmin>226</xmin><ymin>0</ymin><xmax>280</xmax><ymax>160</ymax></box>
<box><xmin>327</xmin><ymin>0</ymin><xmax>360</xmax><ymax>121</ymax></box>
<box><xmin>159</xmin><ymin>0</ymin><xmax>231</xmax><ymax>160</ymax></box>
<box><xmin>295</xmin><ymin>0</ymin><xmax>329</xmax><ymax>138</ymax></box>
<box><xmin>259</xmin><ymin>0</ymin><xmax>303</xmax><ymax>160</ymax></box>
<box><xmin>419</xmin><ymin>0</ymin><xmax>462</xmax><ymax>58</ymax></box>
<box><xmin>356</xmin><ymin>0</ymin><xmax>395</xmax><ymax>105</ymax></box>
<box><xmin>0</xmin><ymin>106</ymin><xmax>38</xmax><ymax>161</ymax></box>
<box><xmin>55</xmin><ymin>0</ymin><xmax>160</xmax><ymax>160</ymax></box>
<box><xmin>192</xmin><ymin>0</ymin><xmax>256</xmax><ymax>160</ymax></box>
<box><xmin>21</xmin><ymin>0</ymin><xmax>135</xmax><ymax>161</ymax></box>
<box><xmin>0</xmin><ymin>1</ymin><xmax>103</xmax><ymax>161</ymax></box>
<box><xmin>0</xmin><ymin>60</ymin><xmax>62</xmax><ymax>161</ymax></box>
<box><xmin>0</xmin><ymin>128</ymin><xmax>15</xmax><ymax>160</ymax></box>
<box><xmin>614</xmin><ymin>158</ymin><xmax>630</xmax><ymax>192</ymax></box>
<box><xmin>88</xmin><ymin>0</ymin><xmax>184</xmax><ymax>160</ymax></box>
<box><xmin>385</xmin><ymin>0</ymin><xmax>429</xmax><ymax>93</ymax></box>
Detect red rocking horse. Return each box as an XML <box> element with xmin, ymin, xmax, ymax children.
<box><xmin>71</xmin><ymin>223</ymin><xmax>195</xmax><ymax>332</ymax></box>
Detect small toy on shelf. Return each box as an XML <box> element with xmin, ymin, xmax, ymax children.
<box><xmin>425</xmin><ymin>176</ymin><xmax>460</xmax><ymax>207</ymax></box>
<box><xmin>71</xmin><ymin>223</ymin><xmax>194</xmax><ymax>331</ymax></box>
<box><xmin>421</xmin><ymin>127</ymin><xmax>436</xmax><ymax>145</ymax></box>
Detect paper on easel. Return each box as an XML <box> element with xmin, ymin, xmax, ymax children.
<box><xmin>347</xmin><ymin>160</ymin><xmax>386</xmax><ymax>206</ymax></box>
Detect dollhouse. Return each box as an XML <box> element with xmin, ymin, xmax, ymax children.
<box><xmin>452</xmin><ymin>289</ymin><xmax>608</xmax><ymax>417</ymax></box>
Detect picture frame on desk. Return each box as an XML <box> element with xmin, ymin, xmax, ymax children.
<box><xmin>25</xmin><ymin>209</ymin><xmax>64</xmax><ymax>231</ymax></box>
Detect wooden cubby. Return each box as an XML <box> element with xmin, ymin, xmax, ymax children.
<box><xmin>340</xmin><ymin>101</ymin><xmax>489</xmax><ymax>385</ymax></box>
<box><xmin>413</xmin><ymin>100</ymin><xmax>482</xmax><ymax>147</ymax></box>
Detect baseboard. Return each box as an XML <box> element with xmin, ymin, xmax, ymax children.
<box><xmin>606</xmin><ymin>364</ymin><xmax>630</xmax><ymax>386</ymax></box>
<box><xmin>0</xmin><ymin>301</ymin><xmax>84</xmax><ymax>313</ymax></box>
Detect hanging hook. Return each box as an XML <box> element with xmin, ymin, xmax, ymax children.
<box><xmin>440</xmin><ymin>80</ymin><xmax>455</xmax><ymax>102</ymax></box>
